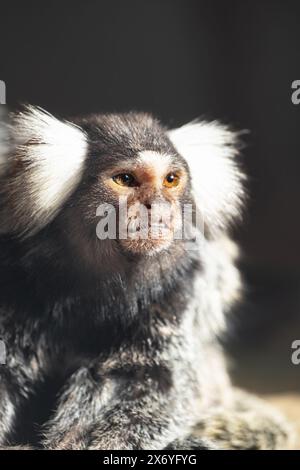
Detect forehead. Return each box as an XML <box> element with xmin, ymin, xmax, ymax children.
<box><xmin>78</xmin><ymin>112</ymin><xmax>184</xmax><ymax>168</ymax></box>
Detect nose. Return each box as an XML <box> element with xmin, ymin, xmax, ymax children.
<box><xmin>139</xmin><ymin>183</ymin><xmax>165</xmax><ymax>210</ymax></box>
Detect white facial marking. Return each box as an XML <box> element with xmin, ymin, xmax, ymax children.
<box><xmin>138</xmin><ymin>150</ymin><xmax>172</xmax><ymax>181</ymax></box>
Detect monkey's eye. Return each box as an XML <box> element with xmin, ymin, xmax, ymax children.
<box><xmin>112</xmin><ymin>173</ymin><xmax>137</xmax><ymax>187</ymax></box>
<box><xmin>163</xmin><ymin>172</ymin><xmax>180</xmax><ymax>188</ymax></box>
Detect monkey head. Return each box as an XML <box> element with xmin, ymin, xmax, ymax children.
<box><xmin>71</xmin><ymin>112</ymin><xmax>194</xmax><ymax>257</ymax></box>
<box><xmin>0</xmin><ymin>106</ymin><xmax>244</xmax><ymax>278</ymax></box>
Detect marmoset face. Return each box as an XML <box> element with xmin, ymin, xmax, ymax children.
<box><xmin>73</xmin><ymin>113</ymin><xmax>194</xmax><ymax>256</ymax></box>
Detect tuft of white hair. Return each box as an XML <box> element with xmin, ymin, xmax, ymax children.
<box><xmin>168</xmin><ymin>121</ymin><xmax>245</xmax><ymax>233</ymax></box>
<box><xmin>1</xmin><ymin>106</ymin><xmax>88</xmax><ymax>235</ymax></box>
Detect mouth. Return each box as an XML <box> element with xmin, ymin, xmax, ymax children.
<box><xmin>149</xmin><ymin>222</ymin><xmax>172</xmax><ymax>238</ymax></box>
<box><xmin>119</xmin><ymin>220</ymin><xmax>175</xmax><ymax>255</ymax></box>
<box><xmin>127</xmin><ymin>221</ymin><xmax>173</xmax><ymax>239</ymax></box>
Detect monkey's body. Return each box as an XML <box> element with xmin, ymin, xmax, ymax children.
<box><xmin>0</xmin><ymin>108</ymin><xmax>292</xmax><ymax>449</ymax></box>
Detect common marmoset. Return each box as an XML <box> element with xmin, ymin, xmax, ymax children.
<box><xmin>0</xmin><ymin>106</ymin><xmax>293</xmax><ymax>449</ymax></box>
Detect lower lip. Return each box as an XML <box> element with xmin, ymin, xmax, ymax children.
<box><xmin>127</xmin><ymin>224</ymin><xmax>170</xmax><ymax>233</ymax></box>
<box><xmin>150</xmin><ymin>224</ymin><xmax>169</xmax><ymax>230</ymax></box>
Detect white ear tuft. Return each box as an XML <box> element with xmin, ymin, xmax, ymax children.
<box><xmin>0</xmin><ymin>105</ymin><xmax>88</xmax><ymax>235</ymax></box>
<box><xmin>168</xmin><ymin>121</ymin><xmax>245</xmax><ymax>233</ymax></box>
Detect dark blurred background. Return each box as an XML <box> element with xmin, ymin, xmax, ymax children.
<box><xmin>1</xmin><ymin>0</ymin><xmax>300</xmax><ymax>424</ymax></box>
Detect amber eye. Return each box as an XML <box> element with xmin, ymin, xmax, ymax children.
<box><xmin>112</xmin><ymin>173</ymin><xmax>137</xmax><ymax>187</ymax></box>
<box><xmin>163</xmin><ymin>172</ymin><xmax>180</xmax><ymax>188</ymax></box>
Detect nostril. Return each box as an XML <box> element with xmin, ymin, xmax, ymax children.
<box><xmin>145</xmin><ymin>203</ymin><xmax>151</xmax><ymax>210</ymax></box>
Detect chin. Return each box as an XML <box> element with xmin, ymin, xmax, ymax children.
<box><xmin>119</xmin><ymin>235</ymin><xmax>174</xmax><ymax>256</ymax></box>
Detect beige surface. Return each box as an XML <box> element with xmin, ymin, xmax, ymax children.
<box><xmin>229</xmin><ymin>309</ymin><xmax>300</xmax><ymax>449</ymax></box>
<box><xmin>264</xmin><ymin>393</ymin><xmax>300</xmax><ymax>448</ymax></box>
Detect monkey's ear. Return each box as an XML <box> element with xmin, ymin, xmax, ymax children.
<box><xmin>0</xmin><ymin>105</ymin><xmax>88</xmax><ymax>236</ymax></box>
<box><xmin>168</xmin><ymin>121</ymin><xmax>245</xmax><ymax>234</ymax></box>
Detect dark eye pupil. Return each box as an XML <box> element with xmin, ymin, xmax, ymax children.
<box><xmin>167</xmin><ymin>174</ymin><xmax>174</xmax><ymax>183</ymax></box>
<box><xmin>113</xmin><ymin>173</ymin><xmax>136</xmax><ymax>186</ymax></box>
<box><xmin>122</xmin><ymin>174</ymin><xmax>131</xmax><ymax>183</ymax></box>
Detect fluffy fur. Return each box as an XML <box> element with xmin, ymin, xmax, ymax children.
<box><xmin>0</xmin><ymin>106</ymin><xmax>87</xmax><ymax>235</ymax></box>
<box><xmin>0</xmin><ymin>106</ymin><xmax>293</xmax><ymax>450</ymax></box>
<box><xmin>168</xmin><ymin>121</ymin><xmax>244</xmax><ymax>234</ymax></box>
